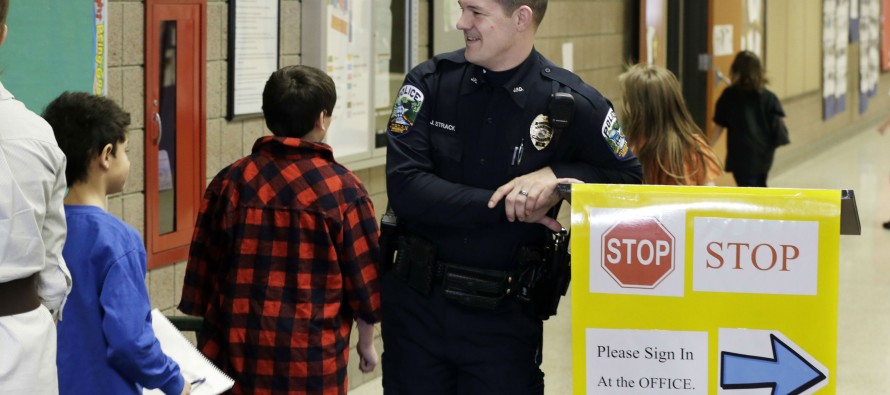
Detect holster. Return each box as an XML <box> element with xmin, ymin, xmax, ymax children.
<box><xmin>515</xmin><ymin>229</ymin><xmax>571</xmax><ymax>320</ymax></box>
<box><xmin>379</xmin><ymin>206</ymin><xmax>400</xmax><ymax>272</ymax></box>
<box><xmin>393</xmin><ymin>235</ymin><xmax>438</xmax><ymax>296</ymax></box>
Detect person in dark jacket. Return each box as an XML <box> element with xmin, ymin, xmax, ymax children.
<box><xmin>711</xmin><ymin>50</ymin><xmax>786</xmax><ymax>187</ymax></box>
<box><xmin>381</xmin><ymin>0</ymin><xmax>643</xmax><ymax>393</ymax></box>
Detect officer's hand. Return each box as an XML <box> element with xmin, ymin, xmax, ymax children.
<box><xmin>489</xmin><ymin>168</ymin><xmax>581</xmax><ymax>229</ymax></box>
<box><xmin>523</xmin><ymin>177</ymin><xmax>585</xmax><ymax>231</ymax></box>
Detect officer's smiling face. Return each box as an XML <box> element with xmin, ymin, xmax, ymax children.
<box><xmin>456</xmin><ymin>0</ymin><xmax>521</xmax><ymax>71</ymax></box>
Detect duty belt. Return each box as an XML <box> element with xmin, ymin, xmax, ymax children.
<box><xmin>437</xmin><ymin>261</ymin><xmax>520</xmax><ymax>310</ymax></box>
<box><xmin>0</xmin><ymin>274</ymin><xmax>40</xmax><ymax>317</ymax></box>
<box><xmin>390</xmin><ymin>235</ymin><xmax>534</xmax><ymax>310</ymax></box>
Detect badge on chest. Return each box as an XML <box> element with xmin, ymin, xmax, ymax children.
<box><xmin>530</xmin><ymin>114</ymin><xmax>553</xmax><ymax>151</ymax></box>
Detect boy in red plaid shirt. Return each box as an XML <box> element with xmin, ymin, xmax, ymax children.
<box><xmin>179</xmin><ymin>65</ymin><xmax>381</xmax><ymax>394</ymax></box>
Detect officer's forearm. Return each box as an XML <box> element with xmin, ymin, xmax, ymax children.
<box><xmin>551</xmin><ymin>161</ymin><xmax>643</xmax><ymax>185</ymax></box>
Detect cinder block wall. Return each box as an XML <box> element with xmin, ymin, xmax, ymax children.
<box><xmin>99</xmin><ymin>0</ymin><xmax>667</xmax><ymax>390</ymax></box>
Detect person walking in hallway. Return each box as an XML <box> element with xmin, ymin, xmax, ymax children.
<box><xmin>179</xmin><ymin>65</ymin><xmax>381</xmax><ymax>395</ymax></box>
<box><xmin>711</xmin><ymin>50</ymin><xmax>786</xmax><ymax>187</ymax></box>
<box><xmin>46</xmin><ymin>92</ymin><xmax>190</xmax><ymax>395</ymax></box>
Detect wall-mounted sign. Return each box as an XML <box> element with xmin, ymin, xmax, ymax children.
<box><xmin>302</xmin><ymin>0</ymin><xmax>372</xmax><ymax>160</ymax></box>
<box><xmin>227</xmin><ymin>0</ymin><xmax>280</xmax><ymax>120</ymax></box>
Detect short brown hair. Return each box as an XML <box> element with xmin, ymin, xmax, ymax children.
<box><xmin>43</xmin><ymin>92</ymin><xmax>131</xmax><ymax>185</ymax></box>
<box><xmin>497</xmin><ymin>0</ymin><xmax>548</xmax><ymax>27</ymax></box>
<box><xmin>262</xmin><ymin>65</ymin><xmax>337</xmax><ymax>138</ymax></box>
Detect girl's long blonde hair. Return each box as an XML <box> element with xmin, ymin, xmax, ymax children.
<box><xmin>619</xmin><ymin>63</ymin><xmax>721</xmax><ymax>185</ymax></box>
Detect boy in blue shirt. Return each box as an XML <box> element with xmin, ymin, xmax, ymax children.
<box><xmin>44</xmin><ymin>92</ymin><xmax>190</xmax><ymax>395</ymax></box>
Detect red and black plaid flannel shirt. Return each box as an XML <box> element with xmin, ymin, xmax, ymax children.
<box><xmin>179</xmin><ymin>136</ymin><xmax>382</xmax><ymax>395</ymax></box>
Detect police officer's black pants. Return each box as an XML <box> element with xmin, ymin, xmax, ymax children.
<box><xmin>380</xmin><ymin>271</ymin><xmax>545</xmax><ymax>395</ymax></box>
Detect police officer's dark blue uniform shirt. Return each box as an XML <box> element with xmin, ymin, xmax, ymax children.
<box><xmin>386</xmin><ymin>49</ymin><xmax>642</xmax><ymax>271</ymax></box>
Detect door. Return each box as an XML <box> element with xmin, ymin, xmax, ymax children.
<box><xmin>666</xmin><ymin>0</ymin><xmax>710</xmax><ymax>134</ymax></box>
<box><xmin>145</xmin><ymin>0</ymin><xmax>206</xmax><ymax>268</ymax></box>
<box><xmin>707</xmin><ymin>0</ymin><xmax>743</xmax><ymax>186</ymax></box>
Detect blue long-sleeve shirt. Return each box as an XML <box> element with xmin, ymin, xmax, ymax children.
<box><xmin>57</xmin><ymin>205</ymin><xmax>183</xmax><ymax>395</ymax></box>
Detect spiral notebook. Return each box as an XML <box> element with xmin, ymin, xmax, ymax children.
<box><xmin>143</xmin><ymin>309</ymin><xmax>235</xmax><ymax>395</ymax></box>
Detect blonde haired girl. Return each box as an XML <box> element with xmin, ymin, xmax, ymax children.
<box><xmin>619</xmin><ymin>63</ymin><xmax>722</xmax><ymax>185</ymax></box>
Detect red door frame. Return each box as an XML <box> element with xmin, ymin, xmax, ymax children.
<box><xmin>144</xmin><ymin>0</ymin><xmax>206</xmax><ymax>269</ymax></box>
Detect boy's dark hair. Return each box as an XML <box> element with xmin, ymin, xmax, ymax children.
<box><xmin>43</xmin><ymin>92</ymin><xmax>131</xmax><ymax>185</ymax></box>
<box><xmin>262</xmin><ymin>65</ymin><xmax>336</xmax><ymax>138</ymax></box>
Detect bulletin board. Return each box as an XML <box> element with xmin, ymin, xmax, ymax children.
<box><xmin>0</xmin><ymin>0</ymin><xmax>99</xmax><ymax>113</ymax></box>
<box><xmin>302</xmin><ymin>0</ymin><xmax>374</xmax><ymax>162</ymax></box>
<box><xmin>226</xmin><ymin>0</ymin><xmax>280</xmax><ymax>120</ymax></box>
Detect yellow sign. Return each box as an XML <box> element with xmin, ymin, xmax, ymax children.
<box><xmin>570</xmin><ymin>184</ymin><xmax>840</xmax><ymax>395</ymax></box>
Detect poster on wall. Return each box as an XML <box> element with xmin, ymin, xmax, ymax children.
<box><xmin>302</xmin><ymin>0</ymin><xmax>373</xmax><ymax>160</ymax></box>
<box><xmin>94</xmin><ymin>0</ymin><xmax>108</xmax><ymax>96</ymax></box>
<box><xmin>823</xmin><ymin>0</ymin><xmax>849</xmax><ymax>120</ymax></box>
<box><xmin>859</xmin><ymin>0</ymin><xmax>880</xmax><ymax>113</ymax></box>
<box><xmin>226</xmin><ymin>0</ymin><xmax>280</xmax><ymax>120</ymax></box>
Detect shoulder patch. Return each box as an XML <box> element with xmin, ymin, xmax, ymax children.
<box><xmin>388</xmin><ymin>84</ymin><xmax>425</xmax><ymax>136</ymax></box>
<box><xmin>601</xmin><ymin>108</ymin><xmax>630</xmax><ymax>158</ymax></box>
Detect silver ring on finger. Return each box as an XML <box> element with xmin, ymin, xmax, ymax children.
<box><xmin>518</xmin><ymin>190</ymin><xmax>529</xmax><ymax>196</ymax></box>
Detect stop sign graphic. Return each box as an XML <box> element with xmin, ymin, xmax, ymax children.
<box><xmin>601</xmin><ymin>217</ymin><xmax>675</xmax><ymax>288</ymax></box>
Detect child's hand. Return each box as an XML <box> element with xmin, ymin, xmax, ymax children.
<box><xmin>357</xmin><ymin>339</ymin><xmax>379</xmax><ymax>373</ymax></box>
<box><xmin>180</xmin><ymin>380</ymin><xmax>192</xmax><ymax>395</ymax></box>
<box><xmin>356</xmin><ymin>319</ymin><xmax>379</xmax><ymax>373</ymax></box>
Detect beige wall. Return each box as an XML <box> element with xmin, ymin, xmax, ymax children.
<box><xmin>765</xmin><ymin>0</ymin><xmax>890</xmax><ymax>173</ymax></box>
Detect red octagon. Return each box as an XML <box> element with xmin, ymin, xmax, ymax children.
<box><xmin>601</xmin><ymin>217</ymin><xmax>675</xmax><ymax>288</ymax></box>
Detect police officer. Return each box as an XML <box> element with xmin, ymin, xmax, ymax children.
<box><xmin>382</xmin><ymin>0</ymin><xmax>642</xmax><ymax>393</ymax></box>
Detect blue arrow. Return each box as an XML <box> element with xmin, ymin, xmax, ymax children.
<box><xmin>721</xmin><ymin>334</ymin><xmax>826</xmax><ymax>395</ymax></box>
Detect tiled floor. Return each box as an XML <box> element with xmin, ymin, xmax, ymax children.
<box><xmin>352</xmin><ymin>123</ymin><xmax>890</xmax><ymax>394</ymax></box>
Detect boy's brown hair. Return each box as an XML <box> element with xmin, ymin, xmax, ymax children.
<box><xmin>43</xmin><ymin>92</ymin><xmax>131</xmax><ymax>185</ymax></box>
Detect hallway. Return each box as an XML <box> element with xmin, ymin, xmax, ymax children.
<box><xmin>352</xmin><ymin>121</ymin><xmax>890</xmax><ymax>394</ymax></box>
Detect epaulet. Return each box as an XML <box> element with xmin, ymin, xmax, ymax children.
<box><xmin>414</xmin><ymin>49</ymin><xmax>467</xmax><ymax>76</ymax></box>
<box><xmin>434</xmin><ymin>49</ymin><xmax>467</xmax><ymax>65</ymax></box>
<box><xmin>541</xmin><ymin>63</ymin><xmax>604</xmax><ymax>111</ymax></box>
